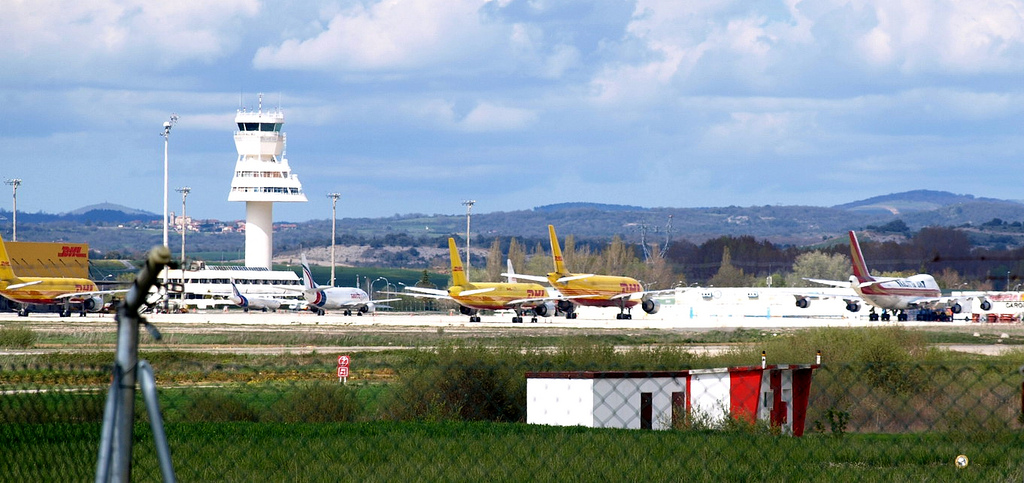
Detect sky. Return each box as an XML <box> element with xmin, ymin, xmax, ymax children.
<box><xmin>2</xmin><ymin>0</ymin><xmax>1023</xmax><ymax>223</ymax></box>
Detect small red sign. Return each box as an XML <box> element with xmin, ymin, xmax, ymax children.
<box><xmin>338</xmin><ymin>366</ymin><xmax>349</xmax><ymax>378</ymax></box>
<box><xmin>338</xmin><ymin>355</ymin><xmax>350</xmax><ymax>367</ymax></box>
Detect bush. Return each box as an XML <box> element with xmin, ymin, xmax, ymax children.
<box><xmin>0</xmin><ymin>327</ymin><xmax>35</xmax><ymax>348</ymax></box>
<box><xmin>184</xmin><ymin>392</ymin><xmax>259</xmax><ymax>422</ymax></box>
<box><xmin>270</xmin><ymin>383</ymin><xmax>362</xmax><ymax>423</ymax></box>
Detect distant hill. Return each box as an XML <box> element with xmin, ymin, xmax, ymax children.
<box><xmin>9</xmin><ymin>190</ymin><xmax>1024</xmax><ymax>254</ymax></box>
<box><xmin>533</xmin><ymin>202</ymin><xmax>648</xmax><ymax>213</ymax></box>
<box><xmin>67</xmin><ymin>203</ymin><xmax>157</xmax><ymax>217</ymax></box>
<box><xmin>832</xmin><ymin>190</ymin><xmax>1012</xmax><ymax>216</ymax></box>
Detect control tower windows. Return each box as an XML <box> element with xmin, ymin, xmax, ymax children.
<box><xmin>236</xmin><ymin>122</ymin><xmax>283</xmax><ymax>132</ymax></box>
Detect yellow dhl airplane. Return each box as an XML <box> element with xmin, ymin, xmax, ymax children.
<box><xmin>0</xmin><ymin>234</ymin><xmax>124</xmax><ymax>317</ymax></box>
<box><xmin>508</xmin><ymin>225</ymin><xmax>665</xmax><ymax>320</ymax></box>
<box><xmin>402</xmin><ymin>238</ymin><xmax>557</xmax><ymax>322</ymax></box>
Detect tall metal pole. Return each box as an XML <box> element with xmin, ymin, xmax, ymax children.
<box><xmin>5</xmin><ymin>179</ymin><xmax>21</xmax><ymax>241</ymax></box>
<box><xmin>461</xmin><ymin>200</ymin><xmax>475</xmax><ymax>272</ymax></box>
<box><xmin>328</xmin><ymin>193</ymin><xmax>340</xmax><ymax>286</ymax></box>
<box><xmin>160</xmin><ymin>115</ymin><xmax>177</xmax><ymax>313</ymax></box>
<box><xmin>175</xmin><ymin>187</ymin><xmax>190</xmax><ymax>266</ymax></box>
<box><xmin>161</xmin><ymin>115</ymin><xmax>178</xmax><ymax>250</ymax></box>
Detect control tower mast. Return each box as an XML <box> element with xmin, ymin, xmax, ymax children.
<box><xmin>228</xmin><ymin>94</ymin><xmax>307</xmax><ymax>268</ymax></box>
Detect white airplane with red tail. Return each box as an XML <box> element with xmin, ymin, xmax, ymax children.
<box><xmin>797</xmin><ymin>231</ymin><xmax>989</xmax><ymax>321</ymax></box>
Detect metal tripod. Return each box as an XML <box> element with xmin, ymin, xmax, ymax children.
<box><xmin>95</xmin><ymin>246</ymin><xmax>178</xmax><ymax>483</ymax></box>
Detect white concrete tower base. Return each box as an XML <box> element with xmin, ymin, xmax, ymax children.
<box><xmin>245</xmin><ymin>201</ymin><xmax>273</xmax><ymax>269</ymax></box>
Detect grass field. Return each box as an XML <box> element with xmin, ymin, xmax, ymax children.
<box><xmin>4</xmin><ymin>420</ymin><xmax>1021</xmax><ymax>481</ymax></box>
<box><xmin>2</xmin><ymin>323</ymin><xmax>1024</xmax><ymax>480</ymax></box>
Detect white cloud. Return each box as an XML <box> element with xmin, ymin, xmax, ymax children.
<box><xmin>458</xmin><ymin>102</ymin><xmax>538</xmax><ymax>131</ymax></box>
<box><xmin>0</xmin><ymin>1</ymin><xmax>259</xmax><ymax>80</ymax></box>
<box><xmin>253</xmin><ymin>0</ymin><xmax>501</xmax><ymax>72</ymax></box>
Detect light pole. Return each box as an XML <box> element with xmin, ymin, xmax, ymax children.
<box><xmin>161</xmin><ymin>114</ymin><xmax>178</xmax><ymax>250</ymax></box>
<box><xmin>327</xmin><ymin>193</ymin><xmax>340</xmax><ymax>286</ymax></box>
<box><xmin>175</xmin><ymin>187</ymin><xmax>191</xmax><ymax>266</ymax></box>
<box><xmin>461</xmin><ymin>200</ymin><xmax>475</xmax><ymax>271</ymax></box>
<box><xmin>5</xmin><ymin>179</ymin><xmax>21</xmax><ymax>241</ymax></box>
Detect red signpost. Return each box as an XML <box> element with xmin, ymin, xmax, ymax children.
<box><xmin>338</xmin><ymin>355</ymin><xmax>350</xmax><ymax>384</ymax></box>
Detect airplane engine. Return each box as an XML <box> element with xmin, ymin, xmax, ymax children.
<box><xmin>641</xmin><ymin>298</ymin><xmax>660</xmax><ymax>315</ymax></box>
<box><xmin>795</xmin><ymin>297</ymin><xmax>810</xmax><ymax>309</ymax></box>
<box><xmin>84</xmin><ymin>296</ymin><xmax>104</xmax><ymax>312</ymax></box>
<box><xmin>557</xmin><ymin>300</ymin><xmax>574</xmax><ymax>313</ymax></box>
<box><xmin>533</xmin><ymin>301</ymin><xmax>556</xmax><ymax>317</ymax></box>
<box><xmin>951</xmin><ymin>303</ymin><xmax>962</xmax><ymax>314</ymax></box>
<box><xmin>980</xmin><ymin>299</ymin><xmax>992</xmax><ymax>311</ymax></box>
<box><xmin>459</xmin><ymin>306</ymin><xmax>478</xmax><ymax>316</ymax></box>
<box><xmin>845</xmin><ymin>302</ymin><xmax>860</xmax><ymax>312</ymax></box>
<box><xmin>360</xmin><ymin>303</ymin><xmax>373</xmax><ymax>314</ymax></box>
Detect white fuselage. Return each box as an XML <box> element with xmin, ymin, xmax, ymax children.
<box><xmin>304</xmin><ymin>287</ymin><xmax>371</xmax><ymax>311</ymax></box>
<box><xmin>229</xmin><ymin>292</ymin><xmax>282</xmax><ymax>311</ymax></box>
<box><xmin>852</xmin><ymin>274</ymin><xmax>942</xmax><ymax>311</ymax></box>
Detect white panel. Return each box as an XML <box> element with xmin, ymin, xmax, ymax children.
<box><xmin>689</xmin><ymin>372</ymin><xmax>731</xmax><ymax>426</ymax></box>
<box><xmin>526</xmin><ymin>378</ymin><xmax>594</xmax><ymax>427</ymax></box>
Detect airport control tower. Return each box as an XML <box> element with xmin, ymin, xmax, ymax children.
<box><xmin>228</xmin><ymin>95</ymin><xmax>307</xmax><ymax>268</ymax></box>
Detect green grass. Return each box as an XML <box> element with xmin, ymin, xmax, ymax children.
<box><xmin>3</xmin><ymin>421</ymin><xmax>1021</xmax><ymax>481</ymax></box>
<box><xmin>4</xmin><ymin>326</ymin><xmax>1024</xmax><ymax>480</ymax></box>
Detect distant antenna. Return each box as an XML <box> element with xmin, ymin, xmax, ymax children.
<box><xmin>661</xmin><ymin>214</ymin><xmax>673</xmax><ymax>258</ymax></box>
<box><xmin>638</xmin><ymin>222</ymin><xmax>652</xmax><ymax>262</ymax></box>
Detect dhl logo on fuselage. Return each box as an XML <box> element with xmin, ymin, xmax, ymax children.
<box><xmin>619</xmin><ymin>282</ymin><xmax>642</xmax><ymax>293</ymax></box>
<box><xmin>453</xmin><ymin>266</ymin><xmax>463</xmax><ymax>273</ymax></box>
<box><xmin>526</xmin><ymin>289</ymin><xmax>545</xmax><ymax>297</ymax></box>
<box><xmin>59</xmin><ymin>246</ymin><xmax>87</xmax><ymax>258</ymax></box>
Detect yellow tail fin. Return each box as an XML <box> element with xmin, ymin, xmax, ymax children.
<box><xmin>0</xmin><ymin>235</ymin><xmax>17</xmax><ymax>282</ymax></box>
<box><xmin>548</xmin><ymin>225</ymin><xmax>569</xmax><ymax>275</ymax></box>
<box><xmin>447</xmin><ymin>238</ymin><xmax>469</xmax><ymax>287</ymax></box>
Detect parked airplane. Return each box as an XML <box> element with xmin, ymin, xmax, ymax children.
<box><xmin>228</xmin><ymin>279</ymin><xmax>282</xmax><ymax>312</ymax></box>
<box><xmin>402</xmin><ymin>238</ymin><xmax>556</xmax><ymax>323</ymax></box>
<box><xmin>290</xmin><ymin>254</ymin><xmax>398</xmax><ymax>316</ymax></box>
<box><xmin>796</xmin><ymin>230</ymin><xmax>987</xmax><ymax>321</ymax></box>
<box><xmin>508</xmin><ymin>225</ymin><xmax>663</xmax><ymax>320</ymax></box>
<box><xmin>0</xmin><ymin>235</ymin><xmax>124</xmax><ymax>317</ymax></box>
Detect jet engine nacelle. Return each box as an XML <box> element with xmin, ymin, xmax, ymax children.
<box><xmin>951</xmin><ymin>303</ymin><xmax>962</xmax><ymax>314</ymax></box>
<box><xmin>795</xmin><ymin>297</ymin><xmax>810</xmax><ymax>309</ymax></box>
<box><xmin>641</xmin><ymin>298</ymin><xmax>660</xmax><ymax>315</ymax></box>
<box><xmin>459</xmin><ymin>305</ymin><xmax>478</xmax><ymax>316</ymax></box>
<box><xmin>979</xmin><ymin>299</ymin><xmax>992</xmax><ymax>311</ymax></box>
<box><xmin>360</xmin><ymin>303</ymin><xmax>373</xmax><ymax>314</ymax></box>
<box><xmin>845</xmin><ymin>302</ymin><xmax>861</xmax><ymax>312</ymax></box>
<box><xmin>556</xmin><ymin>300</ymin><xmax>574</xmax><ymax>313</ymax></box>
<box><xmin>533</xmin><ymin>301</ymin><xmax>556</xmax><ymax>317</ymax></box>
<box><xmin>84</xmin><ymin>296</ymin><xmax>104</xmax><ymax>312</ymax></box>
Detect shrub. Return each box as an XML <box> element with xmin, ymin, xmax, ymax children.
<box><xmin>184</xmin><ymin>392</ymin><xmax>258</xmax><ymax>422</ymax></box>
<box><xmin>270</xmin><ymin>383</ymin><xmax>362</xmax><ymax>423</ymax></box>
<box><xmin>0</xmin><ymin>327</ymin><xmax>35</xmax><ymax>348</ymax></box>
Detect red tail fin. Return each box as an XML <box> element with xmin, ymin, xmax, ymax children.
<box><xmin>848</xmin><ymin>231</ymin><xmax>873</xmax><ymax>282</ymax></box>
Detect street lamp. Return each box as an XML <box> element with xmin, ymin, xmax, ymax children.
<box><xmin>4</xmin><ymin>179</ymin><xmax>21</xmax><ymax>241</ymax></box>
<box><xmin>370</xmin><ymin>277</ymin><xmax>389</xmax><ymax>303</ymax></box>
<box><xmin>327</xmin><ymin>193</ymin><xmax>340</xmax><ymax>286</ymax></box>
<box><xmin>161</xmin><ymin>114</ymin><xmax>178</xmax><ymax>250</ymax></box>
<box><xmin>461</xmin><ymin>200</ymin><xmax>475</xmax><ymax>271</ymax></box>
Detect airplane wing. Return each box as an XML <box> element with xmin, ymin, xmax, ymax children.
<box><xmin>54</xmin><ymin>288</ymin><xmax>129</xmax><ymax>299</ymax></box>
<box><xmin>803</xmin><ymin>278</ymin><xmax>850</xmax><ymax>288</ymax></box>
<box><xmin>500</xmin><ymin>272</ymin><xmax>548</xmax><ymax>283</ymax></box>
<box><xmin>401</xmin><ymin>286</ymin><xmax>452</xmax><ymax>300</ymax></box>
<box><xmin>6</xmin><ymin>280</ymin><xmax>43</xmax><ymax>290</ymax></box>
<box><xmin>556</xmin><ymin>274</ymin><xmax>593</xmax><ymax>283</ymax></box>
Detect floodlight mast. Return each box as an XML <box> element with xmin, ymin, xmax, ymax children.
<box><xmin>461</xmin><ymin>200</ymin><xmax>475</xmax><ymax>272</ymax></box>
<box><xmin>160</xmin><ymin>114</ymin><xmax>178</xmax><ymax>312</ymax></box>
<box><xmin>4</xmin><ymin>179</ymin><xmax>21</xmax><ymax>241</ymax></box>
<box><xmin>175</xmin><ymin>186</ymin><xmax>191</xmax><ymax>267</ymax></box>
<box><xmin>161</xmin><ymin>114</ymin><xmax>178</xmax><ymax>250</ymax></box>
<box><xmin>328</xmin><ymin>193</ymin><xmax>340</xmax><ymax>286</ymax></box>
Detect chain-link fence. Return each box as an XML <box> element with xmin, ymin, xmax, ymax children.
<box><xmin>2</xmin><ymin>358</ymin><xmax>1023</xmax><ymax>480</ymax></box>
